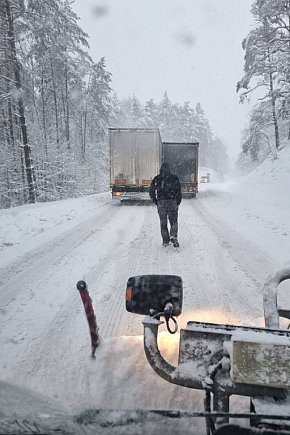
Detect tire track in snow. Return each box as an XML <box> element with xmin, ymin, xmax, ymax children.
<box><xmin>87</xmin><ymin>202</ymin><xmax>180</xmax><ymax>338</ymax></box>
<box><xmin>95</xmin><ymin>204</ymin><xmax>156</xmax><ymax>337</ymax></box>
<box><xmin>0</xmin><ymin>202</ymin><xmax>123</xmax><ymax>375</ymax></box>
<box><xmin>147</xmin><ymin>198</ymin><xmax>264</xmax><ymax>328</ymax></box>
<box><xmin>187</xmin><ymin>198</ymin><xmax>269</xmax><ymax>323</ymax></box>
<box><xmin>172</xmin><ymin>200</ymin><xmax>223</xmax><ymax>317</ymax></box>
<box><xmin>0</xmin><ymin>203</ymin><xmax>119</xmax><ymax>309</ymax></box>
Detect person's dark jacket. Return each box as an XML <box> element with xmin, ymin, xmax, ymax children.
<box><xmin>149</xmin><ymin>163</ymin><xmax>182</xmax><ymax>205</ymax></box>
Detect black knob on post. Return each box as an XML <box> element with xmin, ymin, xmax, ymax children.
<box><xmin>77</xmin><ymin>280</ymin><xmax>87</xmax><ymax>291</ymax></box>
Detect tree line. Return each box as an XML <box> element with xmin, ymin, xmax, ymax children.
<box><xmin>237</xmin><ymin>0</ymin><xmax>290</xmax><ymax>170</ymax></box>
<box><xmin>0</xmin><ymin>0</ymin><xmax>228</xmax><ymax>209</ymax></box>
<box><xmin>114</xmin><ymin>93</ymin><xmax>229</xmax><ymax>174</ymax></box>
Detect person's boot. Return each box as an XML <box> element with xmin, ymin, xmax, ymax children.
<box><xmin>170</xmin><ymin>237</ymin><xmax>179</xmax><ymax>247</ymax></box>
<box><xmin>162</xmin><ymin>240</ymin><xmax>170</xmax><ymax>247</ymax></box>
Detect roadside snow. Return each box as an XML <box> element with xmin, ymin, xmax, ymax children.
<box><xmin>0</xmin><ymin>192</ymin><xmax>111</xmax><ymax>267</ymax></box>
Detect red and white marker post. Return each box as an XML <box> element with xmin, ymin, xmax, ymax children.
<box><xmin>76</xmin><ymin>280</ymin><xmax>99</xmax><ymax>358</ymax></box>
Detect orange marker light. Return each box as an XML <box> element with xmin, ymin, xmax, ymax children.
<box><xmin>126</xmin><ymin>286</ymin><xmax>133</xmax><ymax>301</ymax></box>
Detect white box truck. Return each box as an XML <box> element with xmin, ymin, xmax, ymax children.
<box><xmin>109</xmin><ymin>128</ymin><xmax>162</xmax><ymax>200</ymax></box>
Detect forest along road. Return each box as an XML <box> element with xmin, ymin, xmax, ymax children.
<box><xmin>1</xmin><ymin>187</ymin><xmax>289</xmax><ymax>409</ymax></box>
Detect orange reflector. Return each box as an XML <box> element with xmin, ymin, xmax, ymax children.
<box><xmin>126</xmin><ymin>287</ymin><xmax>133</xmax><ymax>301</ymax></box>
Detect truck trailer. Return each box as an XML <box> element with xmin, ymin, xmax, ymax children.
<box><xmin>109</xmin><ymin>128</ymin><xmax>162</xmax><ymax>200</ymax></box>
<box><xmin>163</xmin><ymin>142</ymin><xmax>199</xmax><ymax>198</ymax></box>
<box><xmin>109</xmin><ymin>128</ymin><xmax>199</xmax><ymax>200</ymax></box>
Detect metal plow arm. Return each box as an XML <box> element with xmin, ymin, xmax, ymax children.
<box><xmin>263</xmin><ymin>266</ymin><xmax>290</xmax><ymax>329</ymax></box>
<box><xmin>142</xmin><ymin>317</ymin><xmax>203</xmax><ymax>390</ymax></box>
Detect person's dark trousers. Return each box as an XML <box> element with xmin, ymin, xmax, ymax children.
<box><xmin>157</xmin><ymin>200</ymin><xmax>178</xmax><ymax>243</ymax></box>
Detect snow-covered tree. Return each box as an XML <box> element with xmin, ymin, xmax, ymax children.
<box><xmin>237</xmin><ymin>0</ymin><xmax>290</xmax><ymax>154</ymax></box>
<box><xmin>0</xmin><ymin>0</ymin><xmax>36</xmax><ymax>204</ymax></box>
<box><xmin>129</xmin><ymin>95</ymin><xmax>145</xmax><ymax>127</ymax></box>
<box><xmin>0</xmin><ymin>0</ymin><xmax>115</xmax><ymax>208</ymax></box>
<box><xmin>158</xmin><ymin>92</ymin><xmax>177</xmax><ymax>140</ymax></box>
<box><xmin>194</xmin><ymin>103</ymin><xmax>213</xmax><ymax>166</ymax></box>
<box><xmin>144</xmin><ymin>98</ymin><xmax>158</xmax><ymax>126</ymax></box>
<box><xmin>237</xmin><ymin>14</ymin><xmax>280</xmax><ymax>150</ymax></box>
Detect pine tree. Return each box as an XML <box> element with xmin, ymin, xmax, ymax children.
<box><xmin>129</xmin><ymin>95</ymin><xmax>144</xmax><ymax>126</ymax></box>
<box><xmin>158</xmin><ymin>92</ymin><xmax>177</xmax><ymax>140</ymax></box>
<box><xmin>195</xmin><ymin>103</ymin><xmax>213</xmax><ymax>167</ymax></box>
<box><xmin>237</xmin><ymin>2</ymin><xmax>283</xmax><ymax>150</ymax></box>
<box><xmin>144</xmin><ymin>98</ymin><xmax>158</xmax><ymax>126</ymax></box>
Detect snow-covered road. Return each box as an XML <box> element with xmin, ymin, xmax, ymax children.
<box><xmin>1</xmin><ymin>179</ymin><xmax>290</xmax><ymax>415</ymax></box>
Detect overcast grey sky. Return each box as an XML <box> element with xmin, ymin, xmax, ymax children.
<box><xmin>72</xmin><ymin>0</ymin><xmax>255</xmax><ymax>160</ymax></box>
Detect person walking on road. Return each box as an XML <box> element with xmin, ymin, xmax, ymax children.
<box><xmin>149</xmin><ymin>163</ymin><xmax>182</xmax><ymax>247</ymax></box>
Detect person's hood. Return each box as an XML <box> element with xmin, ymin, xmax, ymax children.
<box><xmin>160</xmin><ymin>163</ymin><xmax>171</xmax><ymax>176</ymax></box>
